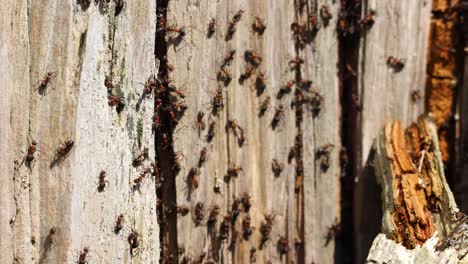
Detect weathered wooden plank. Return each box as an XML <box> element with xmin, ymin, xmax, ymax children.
<box><xmin>164</xmin><ymin>0</ymin><xmax>342</xmax><ymax>263</ymax></box>
<box><xmin>355</xmin><ymin>0</ymin><xmax>432</xmax><ymax>261</ymax></box>
<box><xmin>1</xmin><ymin>1</ymin><xmax>158</xmax><ymax>263</ymax></box>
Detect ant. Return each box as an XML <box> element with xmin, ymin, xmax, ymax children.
<box><xmin>24</xmin><ymin>140</ymin><xmax>38</xmax><ymax>169</ymax></box>
<box><xmin>217</xmin><ymin>66</ymin><xmax>232</xmax><ymax>85</ymax></box>
<box><xmin>227</xmin><ymin>164</ymin><xmax>242</xmax><ymax>178</ymax></box>
<box><xmin>291</xmin><ymin>22</ymin><xmax>307</xmax><ymax>47</ymax></box>
<box><xmin>316</xmin><ymin>144</ymin><xmax>334</xmax><ymax>172</ymax></box>
<box><xmin>387</xmin><ymin>56</ymin><xmax>405</xmax><ymax>71</ymax></box>
<box><xmin>172</xmin><ymin>151</ymin><xmax>183</xmax><ymax>172</ymax></box>
<box><xmin>176</xmin><ymin>204</ymin><xmax>190</xmax><ymax>216</ymax></box>
<box><xmin>104</xmin><ymin>76</ymin><xmax>114</xmax><ymax>92</ymax></box>
<box><xmin>289</xmin><ymin>56</ymin><xmax>304</xmax><ymax>70</ymax></box>
<box><xmin>207</xmin><ymin>18</ymin><xmax>216</xmax><ymax>37</ymax></box>
<box><xmin>35</xmin><ymin>72</ymin><xmax>57</xmax><ymax>96</ymax></box>
<box><xmin>252</xmin><ymin>16</ymin><xmax>267</xmax><ymax>34</ymax></box>
<box><xmin>309</xmin><ymin>14</ymin><xmax>320</xmax><ymax>31</ymax></box>
<box><xmin>278</xmin><ymin>80</ymin><xmax>295</xmax><ymax>99</ymax></box>
<box><xmin>196</xmin><ymin>111</ymin><xmax>206</xmax><ymax>132</ymax></box>
<box><xmin>278</xmin><ymin>237</ymin><xmax>289</xmax><ymax>255</ymax></box>
<box><xmin>114</xmin><ymin>0</ymin><xmax>126</xmax><ymax>15</ymax></box>
<box><xmin>360</xmin><ymin>10</ymin><xmax>376</xmax><ymax>29</ymax></box>
<box><xmin>325</xmin><ymin>218</ymin><xmax>341</xmax><ymax>245</ymax></box>
<box><xmin>194</xmin><ymin>202</ymin><xmax>205</xmax><ymax>225</ymax></box>
<box><xmin>250</xmin><ymin>247</ymin><xmax>257</xmax><ymax>263</ymax></box>
<box><xmin>307</xmin><ymin>89</ymin><xmax>324</xmax><ymax>116</ymax></box>
<box><xmin>241</xmin><ymin>192</ymin><xmax>252</xmax><ymax>212</ymax></box>
<box><xmin>271</xmin><ymin>159</ymin><xmax>284</xmax><ymax>177</ymax></box>
<box><xmin>78</xmin><ymin>247</ymin><xmax>89</xmax><ymax>264</ymax></box>
<box><xmin>166</xmin><ymin>24</ymin><xmax>186</xmax><ymax>39</ymax></box>
<box><xmin>114</xmin><ymin>214</ymin><xmax>124</xmax><ymax>233</ymax></box>
<box><xmin>240</xmin><ymin>65</ymin><xmax>255</xmax><ymax>83</ymax></box>
<box><xmin>242</xmin><ymin>215</ymin><xmax>253</xmax><ymax>240</ymax></box>
<box><xmin>198</xmin><ymin>147</ymin><xmax>207</xmax><ymax>168</ymax></box>
<box><xmin>227</xmin><ymin>10</ymin><xmax>244</xmax><ymax>38</ymax></box>
<box><xmin>271</xmin><ymin>105</ymin><xmax>285</xmax><ymax>129</ymax></box>
<box><xmin>259</xmin><ymin>96</ymin><xmax>271</xmax><ymax>116</ymax></box>
<box><xmin>255</xmin><ymin>72</ymin><xmax>267</xmax><ymax>95</ymax></box>
<box><xmin>320</xmin><ymin>4</ymin><xmax>333</xmax><ymax>21</ymax></box>
<box><xmin>46</xmin><ymin>227</ymin><xmax>58</xmax><ymax>247</ymax></box>
<box><xmin>107</xmin><ymin>95</ymin><xmax>126</xmax><ymax>113</ymax></box>
<box><xmin>219</xmin><ymin>213</ymin><xmax>232</xmax><ymax>240</ymax></box>
<box><xmin>211</xmin><ymin>88</ymin><xmax>224</xmax><ymax>115</ymax></box>
<box><xmin>132</xmin><ymin>147</ymin><xmax>148</xmax><ymax>166</ymax></box>
<box><xmin>188</xmin><ymin>167</ymin><xmax>200</xmax><ymax>189</ymax></box>
<box><xmin>260</xmin><ymin>214</ymin><xmax>275</xmax><ymax>248</ymax></box>
<box><xmin>134</xmin><ymin>168</ymin><xmax>151</xmax><ymax>188</ymax></box>
<box><xmin>207</xmin><ymin>120</ymin><xmax>216</xmax><ymax>142</ymax></box>
<box><xmin>97</xmin><ymin>170</ymin><xmax>108</xmax><ymax>192</ymax></box>
<box><xmin>222</xmin><ymin>49</ymin><xmax>236</xmax><ymax>68</ymax></box>
<box><xmin>411</xmin><ymin>90</ymin><xmax>422</xmax><ymax>103</ymax></box>
<box><xmin>231</xmin><ymin>198</ymin><xmax>242</xmax><ymax>222</ymax></box>
<box><xmin>128</xmin><ymin>229</ymin><xmax>139</xmax><ymax>254</ymax></box>
<box><xmin>245</xmin><ymin>50</ymin><xmax>263</xmax><ymax>66</ymax></box>
<box><xmin>52</xmin><ymin>140</ymin><xmax>74</xmax><ymax>165</ymax></box>
<box><xmin>207</xmin><ymin>205</ymin><xmax>220</xmax><ymax>227</ymax></box>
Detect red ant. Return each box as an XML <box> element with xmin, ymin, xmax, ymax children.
<box><xmin>53</xmin><ymin>140</ymin><xmax>74</xmax><ymax>162</ymax></box>
<box><xmin>387</xmin><ymin>56</ymin><xmax>405</xmax><ymax>71</ymax></box>
<box><xmin>291</xmin><ymin>22</ymin><xmax>307</xmax><ymax>47</ymax></box>
<box><xmin>78</xmin><ymin>247</ymin><xmax>89</xmax><ymax>264</ymax></box>
<box><xmin>255</xmin><ymin>72</ymin><xmax>267</xmax><ymax>94</ymax></box>
<box><xmin>107</xmin><ymin>95</ymin><xmax>126</xmax><ymax>112</ymax></box>
<box><xmin>252</xmin><ymin>16</ymin><xmax>267</xmax><ymax>34</ymax></box>
<box><xmin>227</xmin><ymin>164</ymin><xmax>242</xmax><ymax>178</ymax></box>
<box><xmin>219</xmin><ymin>213</ymin><xmax>232</xmax><ymax>240</ymax></box>
<box><xmin>272</xmin><ymin>159</ymin><xmax>284</xmax><ymax>176</ymax></box>
<box><xmin>207</xmin><ymin>120</ymin><xmax>216</xmax><ymax>142</ymax></box>
<box><xmin>46</xmin><ymin>227</ymin><xmax>57</xmax><ymax>247</ymax></box>
<box><xmin>23</xmin><ymin>140</ymin><xmax>38</xmax><ymax>169</ymax></box>
<box><xmin>166</xmin><ymin>24</ymin><xmax>186</xmax><ymax>39</ymax></box>
<box><xmin>289</xmin><ymin>56</ymin><xmax>304</xmax><ymax>70</ymax></box>
<box><xmin>198</xmin><ymin>147</ymin><xmax>207</xmax><ymax>167</ymax></box>
<box><xmin>221</xmin><ymin>49</ymin><xmax>236</xmax><ymax>67</ymax></box>
<box><xmin>207</xmin><ymin>205</ymin><xmax>220</xmax><ymax>226</ymax></box>
<box><xmin>260</xmin><ymin>214</ymin><xmax>275</xmax><ymax>248</ymax></box>
<box><xmin>245</xmin><ymin>50</ymin><xmax>263</xmax><ymax>66</ymax></box>
<box><xmin>176</xmin><ymin>204</ymin><xmax>190</xmax><ymax>216</ymax></box>
<box><xmin>217</xmin><ymin>66</ymin><xmax>232</xmax><ymax>85</ymax></box>
<box><xmin>309</xmin><ymin>14</ymin><xmax>320</xmax><ymax>31</ymax></box>
<box><xmin>231</xmin><ymin>198</ymin><xmax>242</xmax><ymax>221</ymax></box>
<box><xmin>320</xmin><ymin>4</ymin><xmax>333</xmax><ymax>21</ymax></box>
<box><xmin>271</xmin><ymin>105</ymin><xmax>285</xmax><ymax>128</ymax></box>
<box><xmin>316</xmin><ymin>144</ymin><xmax>334</xmax><ymax>171</ymax></box>
<box><xmin>278</xmin><ymin>236</ymin><xmax>289</xmax><ymax>255</ymax></box>
<box><xmin>97</xmin><ymin>170</ymin><xmax>108</xmax><ymax>192</ymax></box>
<box><xmin>36</xmin><ymin>72</ymin><xmax>57</xmax><ymax>95</ymax></box>
<box><xmin>132</xmin><ymin>147</ymin><xmax>148</xmax><ymax>166</ymax></box>
<box><xmin>227</xmin><ymin>10</ymin><xmax>244</xmax><ymax>37</ymax></box>
<box><xmin>194</xmin><ymin>202</ymin><xmax>205</xmax><ymax>225</ymax></box>
<box><xmin>242</xmin><ymin>215</ymin><xmax>253</xmax><ymax>240</ymax></box>
<box><xmin>240</xmin><ymin>65</ymin><xmax>255</xmax><ymax>82</ymax></box>
<box><xmin>360</xmin><ymin>10</ymin><xmax>376</xmax><ymax>28</ymax></box>
<box><xmin>104</xmin><ymin>76</ymin><xmax>114</xmax><ymax>92</ymax></box>
<box><xmin>241</xmin><ymin>192</ymin><xmax>252</xmax><ymax>212</ymax></box>
<box><xmin>196</xmin><ymin>111</ymin><xmax>206</xmax><ymax>132</ymax></box>
<box><xmin>259</xmin><ymin>96</ymin><xmax>271</xmax><ymax>116</ymax></box>
<box><xmin>128</xmin><ymin>229</ymin><xmax>139</xmax><ymax>254</ymax></box>
<box><xmin>114</xmin><ymin>214</ymin><xmax>124</xmax><ymax>233</ymax></box>
<box><xmin>211</xmin><ymin>88</ymin><xmax>224</xmax><ymax>115</ymax></box>
<box><xmin>188</xmin><ymin>167</ymin><xmax>200</xmax><ymax>189</ymax></box>
<box><xmin>207</xmin><ymin>18</ymin><xmax>216</xmax><ymax>37</ymax></box>
<box><xmin>278</xmin><ymin>80</ymin><xmax>295</xmax><ymax>99</ymax></box>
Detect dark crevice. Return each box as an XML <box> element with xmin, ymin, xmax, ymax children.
<box><xmin>155</xmin><ymin>1</ymin><xmax>181</xmax><ymax>263</ymax></box>
<box><xmin>337</xmin><ymin>0</ymin><xmax>362</xmax><ymax>263</ymax></box>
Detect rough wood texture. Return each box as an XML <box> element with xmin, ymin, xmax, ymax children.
<box><xmin>355</xmin><ymin>0</ymin><xmax>433</xmax><ymax>261</ymax></box>
<box><xmin>1</xmin><ymin>1</ymin><xmax>158</xmax><ymax>263</ymax></box>
<box><xmin>366</xmin><ymin>117</ymin><xmax>468</xmax><ymax>263</ymax></box>
<box><xmin>162</xmin><ymin>0</ymin><xmax>340</xmax><ymax>263</ymax></box>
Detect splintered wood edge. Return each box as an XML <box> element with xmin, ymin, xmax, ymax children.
<box><xmin>373</xmin><ymin>116</ymin><xmax>460</xmax><ymax>247</ymax></box>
